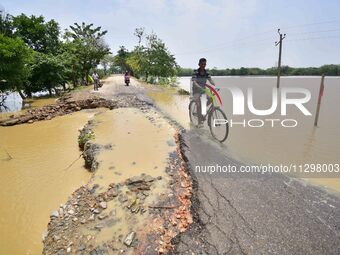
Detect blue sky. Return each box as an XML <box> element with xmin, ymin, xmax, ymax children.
<box><xmin>1</xmin><ymin>0</ymin><xmax>340</xmax><ymax>68</ymax></box>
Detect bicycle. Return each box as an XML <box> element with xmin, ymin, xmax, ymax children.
<box><xmin>189</xmin><ymin>86</ymin><xmax>229</xmax><ymax>142</ymax></box>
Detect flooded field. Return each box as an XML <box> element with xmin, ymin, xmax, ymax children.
<box><xmin>152</xmin><ymin>76</ymin><xmax>340</xmax><ymax>192</ymax></box>
<box><xmin>0</xmin><ymin>111</ymin><xmax>95</xmax><ymax>254</ymax></box>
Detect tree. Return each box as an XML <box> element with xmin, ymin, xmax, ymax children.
<box><xmin>12</xmin><ymin>14</ymin><xmax>60</xmax><ymax>54</ymax></box>
<box><xmin>134</xmin><ymin>27</ymin><xmax>144</xmax><ymax>46</ymax></box>
<box><xmin>100</xmin><ymin>54</ymin><xmax>115</xmax><ymax>75</ymax></box>
<box><xmin>123</xmin><ymin>30</ymin><xmax>177</xmax><ymax>81</ymax></box>
<box><xmin>30</xmin><ymin>53</ymin><xmax>67</xmax><ymax>96</ymax></box>
<box><xmin>0</xmin><ymin>9</ymin><xmax>13</xmax><ymax>36</ymax></box>
<box><xmin>113</xmin><ymin>46</ymin><xmax>131</xmax><ymax>73</ymax></box>
<box><xmin>64</xmin><ymin>22</ymin><xmax>110</xmax><ymax>84</ymax></box>
<box><xmin>0</xmin><ymin>34</ymin><xmax>33</xmax><ymax>97</ymax></box>
<box><xmin>144</xmin><ymin>32</ymin><xmax>177</xmax><ymax>77</ymax></box>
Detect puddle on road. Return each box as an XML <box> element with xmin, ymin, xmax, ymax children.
<box><xmin>0</xmin><ymin>111</ymin><xmax>96</xmax><ymax>255</ymax></box>
<box><xmin>147</xmin><ymin>89</ymin><xmax>190</xmax><ymax>129</ymax></box>
<box><xmin>90</xmin><ymin>108</ymin><xmax>176</xmax><ymax>190</ymax></box>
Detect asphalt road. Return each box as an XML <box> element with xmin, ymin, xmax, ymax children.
<box><xmin>171</xmin><ymin>130</ymin><xmax>340</xmax><ymax>255</ymax></box>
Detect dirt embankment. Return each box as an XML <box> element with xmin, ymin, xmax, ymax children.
<box><xmin>0</xmin><ymin>92</ymin><xmax>149</xmax><ymax>127</ymax></box>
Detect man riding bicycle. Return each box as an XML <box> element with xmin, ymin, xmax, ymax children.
<box><xmin>191</xmin><ymin>58</ymin><xmax>216</xmax><ymax>125</ymax></box>
<box><xmin>92</xmin><ymin>71</ymin><xmax>99</xmax><ymax>91</ymax></box>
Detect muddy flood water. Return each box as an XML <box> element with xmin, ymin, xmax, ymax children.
<box><xmin>0</xmin><ymin>111</ymin><xmax>95</xmax><ymax>254</ymax></box>
<box><xmin>0</xmin><ymin>105</ymin><xmax>176</xmax><ymax>254</ymax></box>
<box><xmin>148</xmin><ymin>76</ymin><xmax>340</xmax><ymax>193</ymax></box>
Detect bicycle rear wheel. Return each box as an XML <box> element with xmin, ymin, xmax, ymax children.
<box><xmin>189</xmin><ymin>100</ymin><xmax>200</xmax><ymax>126</ymax></box>
<box><xmin>208</xmin><ymin>107</ymin><xmax>229</xmax><ymax>142</ymax></box>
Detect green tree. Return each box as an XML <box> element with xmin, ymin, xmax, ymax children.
<box><xmin>124</xmin><ymin>30</ymin><xmax>177</xmax><ymax>81</ymax></box>
<box><xmin>30</xmin><ymin>53</ymin><xmax>67</xmax><ymax>96</ymax></box>
<box><xmin>0</xmin><ymin>10</ymin><xmax>13</xmax><ymax>36</ymax></box>
<box><xmin>64</xmin><ymin>22</ymin><xmax>110</xmax><ymax>84</ymax></box>
<box><xmin>114</xmin><ymin>46</ymin><xmax>131</xmax><ymax>73</ymax></box>
<box><xmin>144</xmin><ymin>32</ymin><xmax>177</xmax><ymax>77</ymax></box>
<box><xmin>100</xmin><ymin>54</ymin><xmax>115</xmax><ymax>75</ymax></box>
<box><xmin>0</xmin><ymin>34</ymin><xmax>33</xmax><ymax>96</ymax></box>
<box><xmin>12</xmin><ymin>14</ymin><xmax>60</xmax><ymax>54</ymax></box>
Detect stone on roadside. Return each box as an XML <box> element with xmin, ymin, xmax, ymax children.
<box><xmin>50</xmin><ymin>210</ymin><xmax>59</xmax><ymax>218</ymax></box>
<box><xmin>98</xmin><ymin>214</ymin><xmax>108</xmax><ymax>220</ymax></box>
<box><xmin>124</xmin><ymin>232</ymin><xmax>136</xmax><ymax>246</ymax></box>
<box><xmin>99</xmin><ymin>202</ymin><xmax>107</xmax><ymax>209</ymax></box>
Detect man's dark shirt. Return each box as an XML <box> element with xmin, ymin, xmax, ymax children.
<box><xmin>191</xmin><ymin>69</ymin><xmax>211</xmax><ymax>94</ymax></box>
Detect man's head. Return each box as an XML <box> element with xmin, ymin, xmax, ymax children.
<box><xmin>198</xmin><ymin>58</ymin><xmax>207</xmax><ymax>70</ymax></box>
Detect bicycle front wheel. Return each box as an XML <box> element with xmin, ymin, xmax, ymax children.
<box><xmin>189</xmin><ymin>100</ymin><xmax>200</xmax><ymax>126</ymax></box>
<box><xmin>208</xmin><ymin>107</ymin><xmax>229</xmax><ymax>142</ymax></box>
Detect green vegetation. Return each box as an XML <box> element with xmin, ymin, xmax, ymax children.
<box><xmin>78</xmin><ymin>130</ymin><xmax>95</xmax><ymax>150</ymax></box>
<box><xmin>0</xmin><ymin>10</ymin><xmax>110</xmax><ymax>100</ymax></box>
<box><xmin>113</xmin><ymin>28</ymin><xmax>178</xmax><ymax>85</ymax></box>
<box><xmin>177</xmin><ymin>65</ymin><xmax>340</xmax><ymax>76</ymax></box>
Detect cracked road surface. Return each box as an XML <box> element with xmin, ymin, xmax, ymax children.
<box><xmin>172</xmin><ymin>130</ymin><xmax>340</xmax><ymax>255</ymax></box>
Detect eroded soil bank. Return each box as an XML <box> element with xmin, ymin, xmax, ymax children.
<box><xmin>42</xmin><ymin>108</ymin><xmax>192</xmax><ymax>255</ymax></box>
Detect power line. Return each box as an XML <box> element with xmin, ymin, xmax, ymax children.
<box><xmin>288</xmin><ymin>28</ymin><xmax>340</xmax><ymax>35</ymax></box>
<box><xmin>176</xmin><ymin>18</ymin><xmax>340</xmax><ymax>56</ymax></box>
<box><xmin>282</xmin><ymin>19</ymin><xmax>340</xmax><ymax>31</ymax></box>
<box><xmin>286</xmin><ymin>35</ymin><xmax>340</xmax><ymax>42</ymax></box>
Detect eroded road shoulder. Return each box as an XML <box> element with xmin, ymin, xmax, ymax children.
<box><xmin>42</xmin><ymin>101</ymin><xmax>192</xmax><ymax>255</ymax></box>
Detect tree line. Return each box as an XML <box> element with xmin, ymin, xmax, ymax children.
<box><xmin>177</xmin><ymin>65</ymin><xmax>340</xmax><ymax>76</ymax></box>
<box><xmin>0</xmin><ymin>10</ymin><xmax>110</xmax><ymax>99</ymax></box>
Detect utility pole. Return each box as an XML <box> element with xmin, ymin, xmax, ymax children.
<box><xmin>275</xmin><ymin>29</ymin><xmax>286</xmax><ymax>89</ymax></box>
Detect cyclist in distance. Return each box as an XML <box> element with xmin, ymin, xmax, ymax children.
<box><xmin>92</xmin><ymin>70</ymin><xmax>99</xmax><ymax>91</ymax></box>
<box><xmin>191</xmin><ymin>58</ymin><xmax>216</xmax><ymax>125</ymax></box>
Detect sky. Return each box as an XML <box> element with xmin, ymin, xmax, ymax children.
<box><xmin>1</xmin><ymin>0</ymin><xmax>340</xmax><ymax>68</ymax></box>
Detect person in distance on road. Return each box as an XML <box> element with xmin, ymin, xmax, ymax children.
<box><xmin>92</xmin><ymin>71</ymin><xmax>99</xmax><ymax>91</ymax></box>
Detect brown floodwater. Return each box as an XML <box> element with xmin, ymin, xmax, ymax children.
<box><xmin>0</xmin><ymin>111</ymin><xmax>95</xmax><ymax>255</ymax></box>
<box><xmin>148</xmin><ymin>89</ymin><xmax>190</xmax><ymax>129</ymax></box>
<box><xmin>150</xmin><ymin>77</ymin><xmax>340</xmax><ymax>193</ymax></box>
